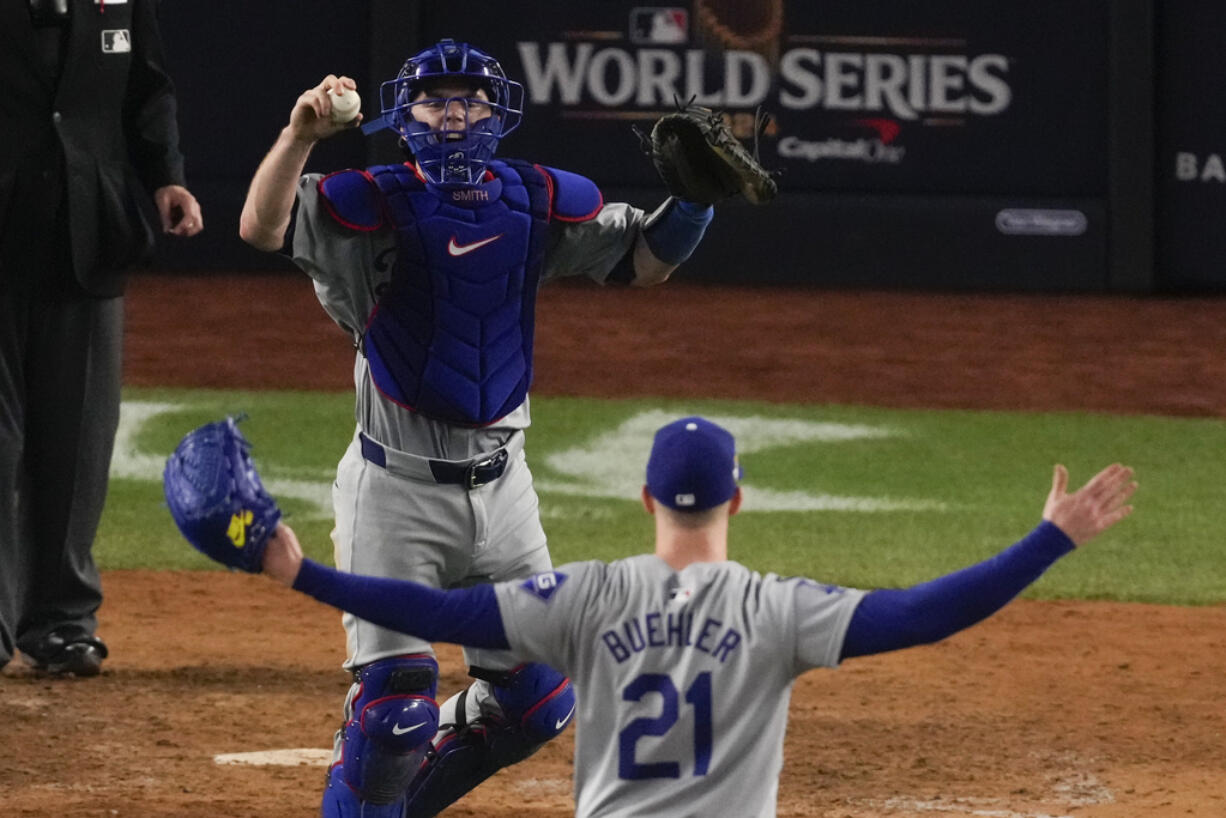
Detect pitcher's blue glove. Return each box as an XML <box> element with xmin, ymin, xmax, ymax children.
<box><xmin>163</xmin><ymin>417</ymin><xmax>281</xmax><ymax>573</ymax></box>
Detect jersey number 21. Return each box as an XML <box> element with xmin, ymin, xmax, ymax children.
<box><xmin>618</xmin><ymin>672</ymin><xmax>713</xmax><ymax>779</ymax></box>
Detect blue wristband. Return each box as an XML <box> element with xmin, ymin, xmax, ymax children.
<box><xmin>642</xmin><ymin>199</ymin><xmax>714</xmax><ymax>265</ymax></box>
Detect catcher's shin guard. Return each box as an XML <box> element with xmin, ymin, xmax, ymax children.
<box><xmin>338</xmin><ymin>654</ymin><xmax>440</xmax><ymax>806</ymax></box>
<box><xmin>403</xmin><ymin>663</ymin><xmax>574</xmax><ymax>818</ymax></box>
<box><xmin>321</xmin><ymin>762</ymin><xmax>404</xmax><ymax>818</ymax></box>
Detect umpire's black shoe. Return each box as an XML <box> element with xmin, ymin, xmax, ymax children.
<box><xmin>22</xmin><ymin>627</ymin><xmax>108</xmax><ymax>677</ymax></box>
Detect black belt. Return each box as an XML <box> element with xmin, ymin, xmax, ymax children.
<box><xmin>359</xmin><ymin>433</ymin><xmax>510</xmax><ymax>489</ymax></box>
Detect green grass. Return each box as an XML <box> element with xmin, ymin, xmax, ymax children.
<box><xmin>101</xmin><ymin>387</ymin><xmax>1226</xmax><ymax>605</ymax></box>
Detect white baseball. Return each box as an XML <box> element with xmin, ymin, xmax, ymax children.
<box><xmin>329</xmin><ymin>87</ymin><xmax>361</xmax><ymax>124</ymax></box>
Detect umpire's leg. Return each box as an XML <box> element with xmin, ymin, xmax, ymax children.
<box><xmin>15</xmin><ymin>291</ymin><xmax>122</xmax><ymax>654</ymax></box>
<box><xmin>0</xmin><ymin>279</ymin><xmax>33</xmax><ymax>668</ymax></box>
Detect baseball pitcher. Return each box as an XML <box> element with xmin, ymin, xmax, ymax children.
<box><xmin>236</xmin><ymin>38</ymin><xmax>773</xmax><ymax>818</ymax></box>
<box><xmin>166</xmin><ymin>416</ymin><xmax>1136</xmax><ymax>817</ymax></box>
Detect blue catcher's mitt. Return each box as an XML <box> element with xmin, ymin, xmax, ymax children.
<box><xmin>163</xmin><ymin>417</ymin><xmax>281</xmax><ymax>573</ymax></box>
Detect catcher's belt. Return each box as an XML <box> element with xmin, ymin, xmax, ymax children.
<box><xmin>357</xmin><ymin>430</ymin><xmax>525</xmax><ymax>489</ymax></box>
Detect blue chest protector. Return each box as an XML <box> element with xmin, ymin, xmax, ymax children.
<box><xmin>369</xmin><ymin>160</ymin><xmax>545</xmax><ymax>425</ymax></box>
<box><xmin>318</xmin><ymin>160</ymin><xmax>600</xmax><ymax>426</ymax></box>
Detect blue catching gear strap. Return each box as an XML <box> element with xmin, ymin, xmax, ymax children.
<box><xmin>402</xmin><ymin>664</ymin><xmax>575</xmax><ymax>818</ymax></box>
<box><xmin>338</xmin><ymin>654</ymin><xmax>440</xmax><ymax>806</ymax></box>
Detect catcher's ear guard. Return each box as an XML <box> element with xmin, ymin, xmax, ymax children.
<box><xmin>163</xmin><ymin>417</ymin><xmax>282</xmax><ymax>573</ymax></box>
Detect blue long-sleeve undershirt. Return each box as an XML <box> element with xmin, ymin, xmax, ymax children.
<box><xmin>839</xmin><ymin>520</ymin><xmax>1075</xmax><ymax>659</ymax></box>
<box><xmin>290</xmin><ymin>520</ymin><xmax>1075</xmax><ymax>662</ymax></box>
<box><xmin>293</xmin><ymin>560</ymin><xmax>510</xmax><ymax>649</ymax></box>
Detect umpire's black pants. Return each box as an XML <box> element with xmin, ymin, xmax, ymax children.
<box><xmin>0</xmin><ymin>274</ymin><xmax>122</xmax><ymax>667</ymax></box>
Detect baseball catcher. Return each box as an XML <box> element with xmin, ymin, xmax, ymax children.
<box><xmin>163</xmin><ymin>417</ymin><xmax>281</xmax><ymax>573</ymax></box>
<box><xmin>237</xmin><ymin>34</ymin><xmax>748</xmax><ymax>818</ymax></box>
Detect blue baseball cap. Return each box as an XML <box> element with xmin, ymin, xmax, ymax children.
<box><xmin>646</xmin><ymin>417</ymin><xmax>742</xmax><ymax>511</ymax></box>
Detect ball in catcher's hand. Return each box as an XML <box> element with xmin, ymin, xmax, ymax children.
<box><xmin>329</xmin><ymin>87</ymin><xmax>361</xmax><ymax>124</ymax></box>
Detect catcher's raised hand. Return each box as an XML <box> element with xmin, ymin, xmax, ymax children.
<box><xmin>1042</xmin><ymin>463</ymin><xmax>1136</xmax><ymax>546</ymax></box>
<box><xmin>288</xmin><ymin>74</ymin><xmax>361</xmax><ymax>142</ymax></box>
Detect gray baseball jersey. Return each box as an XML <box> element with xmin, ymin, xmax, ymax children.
<box><xmin>291</xmin><ymin>173</ymin><xmax>655</xmax><ymax>670</ymax></box>
<box><xmin>494</xmin><ymin>555</ymin><xmax>868</xmax><ymax>818</ymax></box>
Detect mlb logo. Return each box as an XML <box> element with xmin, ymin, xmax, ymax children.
<box><xmin>101</xmin><ymin>29</ymin><xmax>131</xmax><ymax>54</ymax></box>
<box><xmin>630</xmin><ymin>8</ymin><xmax>688</xmax><ymax>44</ymax></box>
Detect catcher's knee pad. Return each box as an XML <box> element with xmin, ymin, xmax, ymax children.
<box><xmin>340</xmin><ymin>654</ymin><xmax>440</xmax><ymax>806</ymax></box>
<box><xmin>486</xmin><ymin>662</ymin><xmax>575</xmax><ymax>743</ymax></box>
<box><xmin>402</xmin><ymin>665</ymin><xmax>573</xmax><ymax>818</ymax></box>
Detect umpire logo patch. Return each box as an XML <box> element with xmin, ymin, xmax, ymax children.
<box><xmin>521</xmin><ymin>571</ymin><xmax>567</xmax><ymax>602</ymax></box>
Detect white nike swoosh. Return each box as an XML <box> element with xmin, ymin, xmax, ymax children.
<box><xmin>555</xmin><ymin>703</ymin><xmax>577</xmax><ymax>730</ymax></box>
<box><xmin>391</xmin><ymin>721</ymin><xmax>429</xmax><ymax>736</ymax></box>
<box><xmin>447</xmin><ymin>234</ymin><xmax>503</xmax><ymax>257</ymax></box>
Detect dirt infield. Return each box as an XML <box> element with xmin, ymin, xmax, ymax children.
<box><xmin>4</xmin><ymin>274</ymin><xmax>1225</xmax><ymax>817</ymax></box>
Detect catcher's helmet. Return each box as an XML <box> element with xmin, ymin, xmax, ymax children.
<box><xmin>363</xmin><ymin>39</ymin><xmax>524</xmax><ymax>187</ymax></box>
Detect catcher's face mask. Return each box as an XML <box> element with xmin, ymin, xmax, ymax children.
<box><xmin>363</xmin><ymin>38</ymin><xmax>524</xmax><ymax>188</ymax></box>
